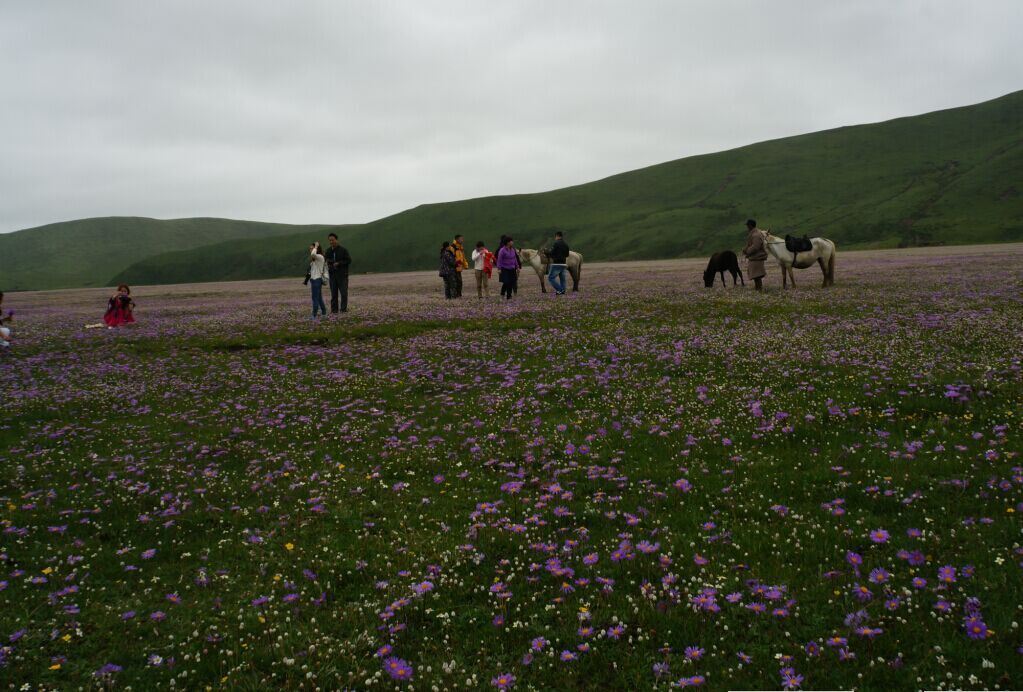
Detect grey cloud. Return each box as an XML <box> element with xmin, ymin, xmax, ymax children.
<box><xmin>1</xmin><ymin>0</ymin><xmax>1020</xmax><ymax>232</ymax></box>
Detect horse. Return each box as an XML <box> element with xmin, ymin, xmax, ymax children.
<box><xmin>763</xmin><ymin>231</ymin><xmax>836</xmax><ymax>288</ymax></box>
<box><xmin>519</xmin><ymin>248</ymin><xmax>583</xmax><ymax>293</ymax></box>
<box><xmin>703</xmin><ymin>250</ymin><xmax>744</xmax><ymax>288</ymax></box>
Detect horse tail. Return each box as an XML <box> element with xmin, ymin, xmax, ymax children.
<box><xmin>572</xmin><ymin>253</ymin><xmax>582</xmax><ymax>291</ymax></box>
<box><xmin>827</xmin><ymin>243</ymin><xmax>836</xmax><ymax>284</ymax></box>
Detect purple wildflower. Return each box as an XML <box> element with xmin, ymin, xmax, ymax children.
<box><xmin>382</xmin><ymin>656</ymin><xmax>413</xmax><ymax>681</ymax></box>
<box><xmin>492</xmin><ymin>672</ymin><xmax>516</xmax><ymax>689</ymax></box>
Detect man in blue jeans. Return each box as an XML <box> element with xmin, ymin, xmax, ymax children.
<box><xmin>547</xmin><ymin>231</ymin><xmax>570</xmax><ymax>295</ymax></box>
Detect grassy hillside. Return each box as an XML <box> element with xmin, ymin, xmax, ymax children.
<box><xmin>0</xmin><ymin>217</ymin><xmax>335</xmax><ymax>291</ymax></box>
<box><xmin>8</xmin><ymin>90</ymin><xmax>1023</xmax><ymax>289</ymax></box>
<box><xmin>110</xmin><ymin>225</ymin><xmax>366</xmax><ymax>287</ymax></box>
<box><xmin>115</xmin><ymin>89</ymin><xmax>1023</xmax><ymax>286</ymax></box>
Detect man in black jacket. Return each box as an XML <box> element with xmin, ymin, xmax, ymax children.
<box><xmin>324</xmin><ymin>232</ymin><xmax>352</xmax><ymax>313</ymax></box>
<box><xmin>547</xmin><ymin>231</ymin><xmax>570</xmax><ymax>295</ymax></box>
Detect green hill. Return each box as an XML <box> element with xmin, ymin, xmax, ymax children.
<box><xmin>0</xmin><ymin>217</ymin><xmax>335</xmax><ymax>291</ymax></box>
<box><xmin>110</xmin><ymin>224</ymin><xmax>366</xmax><ymax>287</ymax></box>
<box><xmin>6</xmin><ymin>89</ymin><xmax>1023</xmax><ymax>290</ymax></box>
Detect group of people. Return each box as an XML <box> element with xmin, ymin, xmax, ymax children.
<box><xmin>307</xmin><ymin>233</ymin><xmax>353</xmax><ymax>319</ymax></box>
<box><xmin>439</xmin><ymin>231</ymin><xmax>571</xmax><ymax>300</ymax></box>
<box><xmin>0</xmin><ymin>220</ymin><xmax>762</xmax><ymax>347</ymax></box>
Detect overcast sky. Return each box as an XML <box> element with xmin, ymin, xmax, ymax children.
<box><xmin>1</xmin><ymin>0</ymin><xmax>1019</xmax><ymax>233</ymax></box>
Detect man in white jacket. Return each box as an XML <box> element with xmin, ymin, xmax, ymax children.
<box><xmin>470</xmin><ymin>241</ymin><xmax>494</xmax><ymax>299</ymax></box>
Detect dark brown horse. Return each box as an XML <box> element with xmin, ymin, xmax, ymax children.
<box><xmin>703</xmin><ymin>251</ymin><xmax>744</xmax><ymax>287</ymax></box>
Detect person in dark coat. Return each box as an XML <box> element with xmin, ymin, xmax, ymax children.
<box><xmin>439</xmin><ymin>241</ymin><xmax>457</xmax><ymax>299</ymax></box>
<box><xmin>547</xmin><ymin>231</ymin><xmax>570</xmax><ymax>295</ymax></box>
<box><xmin>324</xmin><ymin>232</ymin><xmax>352</xmax><ymax>314</ymax></box>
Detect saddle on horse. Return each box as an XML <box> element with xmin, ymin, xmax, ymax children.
<box><xmin>785</xmin><ymin>234</ymin><xmax>813</xmax><ymax>254</ymax></box>
<box><xmin>785</xmin><ymin>234</ymin><xmax>813</xmax><ymax>265</ymax></box>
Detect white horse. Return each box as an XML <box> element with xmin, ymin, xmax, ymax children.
<box><xmin>519</xmin><ymin>248</ymin><xmax>584</xmax><ymax>293</ymax></box>
<box><xmin>763</xmin><ymin>232</ymin><xmax>836</xmax><ymax>288</ymax></box>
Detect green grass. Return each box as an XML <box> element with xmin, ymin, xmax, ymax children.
<box><xmin>1</xmin><ymin>255</ymin><xmax>1021</xmax><ymax>688</ymax></box>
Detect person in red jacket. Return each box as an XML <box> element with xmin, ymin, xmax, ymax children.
<box><xmin>103</xmin><ymin>284</ymin><xmax>136</xmax><ymax>328</ymax></box>
<box><xmin>471</xmin><ymin>241</ymin><xmax>495</xmax><ymax>299</ymax></box>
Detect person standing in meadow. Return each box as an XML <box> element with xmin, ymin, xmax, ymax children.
<box><xmin>497</xmin><ymin>234</ymin><xmax>522</xmax><ymax>294</ymax></box>
<box><xmin>451</xmin><ymin>234</ymin><xmax>468</xmax><ymax>298</ymax></box>
<box><xmin>308</xmin><ymin>242</ymin><xmax>329</xmax><ymax>319</ymax></box>
<box><xmin>0</xmin><ymin>291</ymin><xmax>12</xmax><ymax>349</ymax></box>
<box><xmin>547</xmin><ymin>231</ymin><xmax>570</xmax><ymax>295</ymax></box>
<box><xmin>497</xmin><ymin>237</ymin><xmax>519</xmax><ymax>300</ymax></box>
<box><xmin>439</xmin><ymin>241</ymin><xmax>458</xmax><ymax>299</ymax></box>
<box><xmin>324</xmin><ymin>232</ymin><xmax>352</xmax><ymax>314</ymax></box>
<box><xmin>742</xmin><ymin>219</ymin><xmax>768</xmax><ymax>292</ymax></box>
<box><xmin>471</xmin><ymin>241</ymin><xmax>495</xmax><ymax>299</ymax></box>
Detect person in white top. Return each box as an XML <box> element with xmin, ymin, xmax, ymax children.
<box><xmin>0</xmin><ymin>291</ymin><xmax>12</xmax><ymax>349</ymax></box>
<box><xmin>470</xmin><ymin>241</ymin><xmax>495</xmax><ymax>299</ymax></box>
<box><xmin>308</xmin><ymin>242</ymin><xmax>328</xmax><ymax>319</ymax></box>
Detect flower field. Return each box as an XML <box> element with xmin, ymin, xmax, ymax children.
<box><xmin>1</xmin><ymin>246</ymin><xmax>1021</xmax><ymax>690</ymax></box>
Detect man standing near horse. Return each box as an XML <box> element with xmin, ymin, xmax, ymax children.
<box><xmin>547</xmin><ymin>231</ymin><xmax>570</xmax><ymax>295</ymax></box>
<box><xmin>742</xmin><ymin>219</ymin><xmax>768</xmax><ymax>292</ymax></box>
<box><xmin>451</xmin><ymin>234</ymin><xmax>468</xmax><ymax>298</ymax></box>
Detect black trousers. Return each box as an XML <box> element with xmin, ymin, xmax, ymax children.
<box><xmin>454</xmin><ymin>271</ymin><xmax>463</xmax><ymax>297</ymax></box>
<box><xmin>499</xmin><ymin>268</ymin><xmax>517</xmax><ymax>298</ymax></box>
<box><xmin>443</xmin><ymin>274</ymin><xmax>457</xmax><ymax>299</ymax></box>
<box><xmin>329</xmin><ymin>271</ymin><xmax>348</xmax><ymax>313</ymax></box>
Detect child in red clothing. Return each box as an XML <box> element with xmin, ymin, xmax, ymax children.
<box><xmin>103</xmin><ymin>284</ymin><xmax>136</xmax><ymax>327</ymax></box>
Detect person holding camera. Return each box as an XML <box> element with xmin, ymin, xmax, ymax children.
<box><xmin>324</xmin><ymin>232</ymin><xmax>352</xmax><ymax>314</ymax></box>
<box><xmin>103</xmin><ymin>284</ymin><xmax>136</xmax><ymax>328</ymax></box>
<box><xmin>307</xmin><ymin>242</ymin><xmax>329</xmax><ymax>320</ymax></box>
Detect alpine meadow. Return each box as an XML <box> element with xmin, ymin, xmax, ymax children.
<box><xmin>1</xmin><ymin>246</ymin><xmax>1022</xmax><ymax>689</ymax></box>
<box><xmin>2</xmin><ymin>6</ymin><xmax>1023</xmax><ymax>690</ymax></box>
